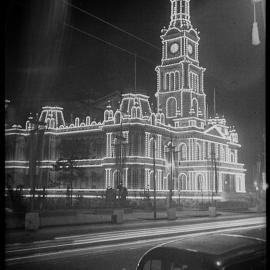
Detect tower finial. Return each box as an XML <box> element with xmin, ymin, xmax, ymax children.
<box><xmin>169</xmin><ymin>0</ymin><xmax>191</xmax><ymax>29</ymax></box>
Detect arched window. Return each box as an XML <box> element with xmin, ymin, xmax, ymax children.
<box><xmin>113</xmin><ymin>170</ymin><xmax>121</xmax><ymax>188</ymax></box>
<box><xmin>170</xmin><ymin>73</ymin><xmax>175</xmax><ymax>91</ymax></box>
<box><xmin>230</xmin><ymin>152</ymin><xmax>235</xmax><ymax>163</ymax></box>
<box><xmin>131</xmin><ymin>107</ymin><xmax>136</xmax><ymax>118</ymax></box>
<box><xmin>179</xmin><ymin>143</ymin><xmax>187</xmax><ymax>161</ymax></box>
<box><xmin>166</xmin><ymin>73</ymin><xmax>170</xmax><ymax>91</ymax></box>
<box><xmin>136</xmin><ymin>107</ymin><xmax>141</xmax><ymax>118</ymax></box>
<box><xmin>111</xmin><ymin>138</ymin><xmax>117</xmax><ymax>157</ymax></box>
<box><xmin>104</xmin><ymin>110</ymin><xmax>109</xmax><ymax>121</ymax></box>
<box><xmin>197</xmin><ymin>174</ymin><xmax>203</xmax><ymax>191</ymax></box>
<box><xmin>160</xmin><ymin>113</ymin><xmax>165</xmax><ymax>124</ymax></box>
<box><xmin>132</xmin><ymin>168</ymin><xmax>138</xmax><ymax>189</ymax></box>
<box><xmin>50</xmin><ymin>119</ymin><xmax>56</xmax><ymax>129</ymax></box>
<box><xmin>149</xmin><ymin>171</ymin><xmax>154</xmax><ymax>190</ymax></box>
<box><xmin>192</xmin><ymin>98</ymin><xmax>198</xmax><ymax>116</ymax></box>
<box><xmin>86</xmin><ymin>116</ymin><xmax>91</xmax><ymax>126</ymax></box>
<box><xmin>178</xmin><ymin>174</ymin><xmax>187</xmax><ymax>190</ymax></box>
<box><xmin>175</xmin><ymin>71</ymin><xmax>180</xmax><ymax>90</ymax></box>
<box><xmin>156</xmin><ymin>113</ymin><xmax>161</xmax><ymax>123</ymax></box>
<box><xmin>190</xmin><ymin>72</ymin><xmax>199</xmax><ymax>92</ymax></box>
<box><xmin>151</xmin><ymin>114</ymin><xmax>156</xmax><ymax>125</ymax></box>
<box><xmin>149</xmin><ymin>137</ymin><xmax>158</xmax><ymax>158</ymax></box>
<box><xmin>195</xmin><ymin>143</ymin><xmax>202</xmax><ymax>160</ymax></box>
<box><xmin>166</xmin><ymin>97</ymin><xmax>177</xmax><ymax>118</ymax></box>
<box><xmin>114</xmin><ymin>111</ymin><xmax>121</xmax><ymax>124</ymax></box>
<box><xmin>220</xmin><ymin>146</ymin><xmax>225</xmax><ymax>161</ymax></box>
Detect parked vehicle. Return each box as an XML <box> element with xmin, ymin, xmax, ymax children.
<box><xmin>136</xmin><ymin>232</ymin><xmax>265</xmax><ymax>270</ymax></box>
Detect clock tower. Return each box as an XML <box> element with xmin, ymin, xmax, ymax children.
<box><xmin>155</xmin><ymin>0</ymin><xmax>206</xmax><ymax>128</ymax></box>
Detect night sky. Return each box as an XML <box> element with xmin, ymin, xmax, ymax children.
<box><xmin>5</xmin><ymin>0</ymin><xmax>265</xmax><ymax>188</ymax></box>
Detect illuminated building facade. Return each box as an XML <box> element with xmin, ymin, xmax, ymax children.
<box><xmin>5</xmin><ymin>0</ymin><xmax>246</xmax><ymax>200</ymax></box>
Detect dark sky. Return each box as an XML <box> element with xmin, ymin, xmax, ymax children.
<box><xmin>5</xmin><ymin>0</ymin><xmax>265</xmax><ymax>187</ymax></box>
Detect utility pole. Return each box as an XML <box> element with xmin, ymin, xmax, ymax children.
<box><xmin>152</xmin><ymin>135</ymin><xmax>157</xmax><ymax>220</ymax></box>
<box><xmin>167</xmin><ymin>136</ymin><xmax>176</xmax><ymax>208</ymax></box>
<box><xmin>28</xmin><ymin>113</ymin><xmax>47</xmax><ymax>211</ymax></box>
<box><xmin>178</xmin><ymin>159</ymin><xmax>181</xmax><ymax>207</ymax></box>
<box><xmin>113</xmin><ymin>98</ymin><xmax>127</xmax><ymax>203</ymax></box>
<box><xmin>210</xmin><ymin>144</ymin><xmax>218</xmax><ymax>205</ymax></box>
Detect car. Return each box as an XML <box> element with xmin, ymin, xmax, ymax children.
<box><xmin>136</xmin><ymin>232</ymin><xmax>265</xmax><ymax>270</ymax></box>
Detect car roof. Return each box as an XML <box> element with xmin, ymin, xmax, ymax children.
<box><xmin>160</xmin><ymin>233</ymin><xmax>265</xmax><ymax>256</ymax></box>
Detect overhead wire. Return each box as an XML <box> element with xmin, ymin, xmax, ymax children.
<box><xmin>64</xmin><ymin>23</ymin><xmax>157</xmax><ymax>66</ymax></box>
<box><xmin>62</xmin><ymin>0</ymin><xmax>161</xmax><ymax>51</ymax></box>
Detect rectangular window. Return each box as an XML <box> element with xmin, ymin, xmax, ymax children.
<box><xmin>181</xmin><ymin>3</ymin><xmax>185</xmax><ymax>14</ymax></box>
<box><xmin>176</xmin><ymin>1</ymin><xmax>180</xmax><ymax>13</ymax></box>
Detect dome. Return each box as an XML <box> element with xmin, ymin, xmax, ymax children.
<box><xmin>119</xmin><ymin>93</ymin><xmax>152</xmax><ymax>117</ymax></box>
<box><xmin>39</xmin><ymin>106</ymin><xmax>65</xmax><ymax>128</ymax></box>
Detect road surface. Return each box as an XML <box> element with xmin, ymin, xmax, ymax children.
<box><xmin>5</xmin><ymin>215</ymin><xmax>266</xmax><ymax>270</ymax></box>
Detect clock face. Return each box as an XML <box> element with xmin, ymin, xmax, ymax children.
<box><xmin>187</xmin><ymin>44</ymin><xmax>193</xmax><ymax>54</ymax></box>
<box><xmin>170</xmin><ymin>43</ymin><xmax>179</xmax><ymax>54</ymax></box>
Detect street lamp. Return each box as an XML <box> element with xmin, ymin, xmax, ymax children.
<box><xmin>151</xmin><ymin>134</ymin><xmax>157</xmax><ymax>220</ymax></box>
<box><xmin>254</xmin><ymin>180</ymin><xmax>259</xmax><ymax>210</ymax></box>
<box><xmin>28</xmin><ymin>113</ymin><xmax>47</xmax><ymax>211</ymax></box>
<box><xmin>55</xmin><ymin>157</ymin><xmax>77</xmax><ymax>208</ymax></box>
<box><xmin>166</xmin><ymin>136</ymin><xmax>176</xmax><ymax>209</ymax></box>
<box><xmin>210</xmin><ymin>145</ymin><xmax>218</xmax><ymax>205</ymax></box>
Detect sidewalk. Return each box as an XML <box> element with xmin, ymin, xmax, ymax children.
<box><xmin>5</xmin><ymin>209</ymin><xmax>263</xmax><ymax>245</ymax></box>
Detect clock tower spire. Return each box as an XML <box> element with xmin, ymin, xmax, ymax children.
<box><xmin>170</xmin><ymin>0</ymin><xmax>192</xmax><ymax>29</ymax></box>
<box><xmin>155</xmin><ymin>0</ymin><xmax>206</xmax><ymax>129</ymax></box>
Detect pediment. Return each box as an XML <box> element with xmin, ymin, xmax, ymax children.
<box><xmin>204</xmin><ymin>126</ymin><xmax>225</xmax><ymax>138</ymax></box>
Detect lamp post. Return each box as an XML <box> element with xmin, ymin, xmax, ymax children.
<box><xmin>28</xmin><ymin>113</ymin><xmax>47</xmax><ymax>211</ymax></box>
<box><xmin>151</xmin><ymin>134</ymin><xmax>157</xmax><ymax>220</ymax></box>
<box><xmin>210</xmin><ymin>145</ymin><xmax>218</xmax><ymax>205</ymax></box>
<box><xmin>166</xmin><ymin>136</ymin><xmax>176</xmax><ymax>209</ymax></box>
<box><xmin>254</xmin><ymin>180</ymin><xmax>259</xmax><ymax>211</ymax></box>
<box><xmin>55</xmin><ymin>158</ymin><xmax>77</xmax><ymax>208</ymax></box>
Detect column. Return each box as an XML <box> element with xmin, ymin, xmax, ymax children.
<box><xmin>145</xmin><ymin>132</ymin><xmax>150</xmax><ymax>157</ymax></box>
<box><xmin>218</xmin><ymin>172</ymin><xmax>222</xmax><ymax>192</ymax></box>
<box><xmin>105</xmin><ymin>168</ymin><xmax>112</xmax><ymax>188</ymax></box>
<box><xmin>145</xmin><ymin>168</ymin><xmax>150</xmax><ymax>189</ymax></box>
<box><xmin>124</xmin><ymin>168</ymin><xmax>128</xmax><ymax>187</ymax></box>
<box><xmin>188</xmin><ymin>138</ymin><xmax>191</xmax><ymax>161</ymax></box>
<box><xmin>158</xmin><ymin>135</ymin><xmax>162</xmax><ymax>159</ymax></box>
<box><xmin>203</xmin><ymin>173</ymin><xmax>207</xmax><ymax>191</ymax></box>
<box><xmin>208</xmin><ymin>142</ymin><xmax>211</xmax><ymax>160</ymax></box>
<box><xmin>187</xmin><ymin>172</ymin><xmax>191</xmax><ymax>190</ymax></box>
<box><xmin>226</xmin><ymin>146</ymin><xmax>229</xmax><ymax>162</ymax></box>
<box><xmin>205</xmin><ymin>172</ymin><xmax>209</xmax><ymax>191</ymax></box>
<box><xmin>106</xmin><ymin>133</ymin><xmax>112</xmax><ymax>157</ymax></box>
<box><xmin>202</xmin><ymin>140</ymin><xmax>205</xmax><ymax>160</ymax></box>
<box><xmin>242</xmin><ymin>175</ymin><xmax>246</xmax><ymax>192</ymax></box>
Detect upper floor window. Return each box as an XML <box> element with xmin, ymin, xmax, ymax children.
<box><xmin>166</xmin><ymin>97</ymin><xmax>177</xmax><ymax>118</ymax></box>
<box><xmin>195</xmin><ymin>143</ymin><xmax>202</xmax><ymax>160</ymax></box>
<box><xmin>178</xmin><ymin>143</ymin><xmax>187</xmax><ymax>161</ymax></box>
<box><xmin>190</xmin><ymin>72</ymin><xmax>199</xmax><ymax>92</ymax></box>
